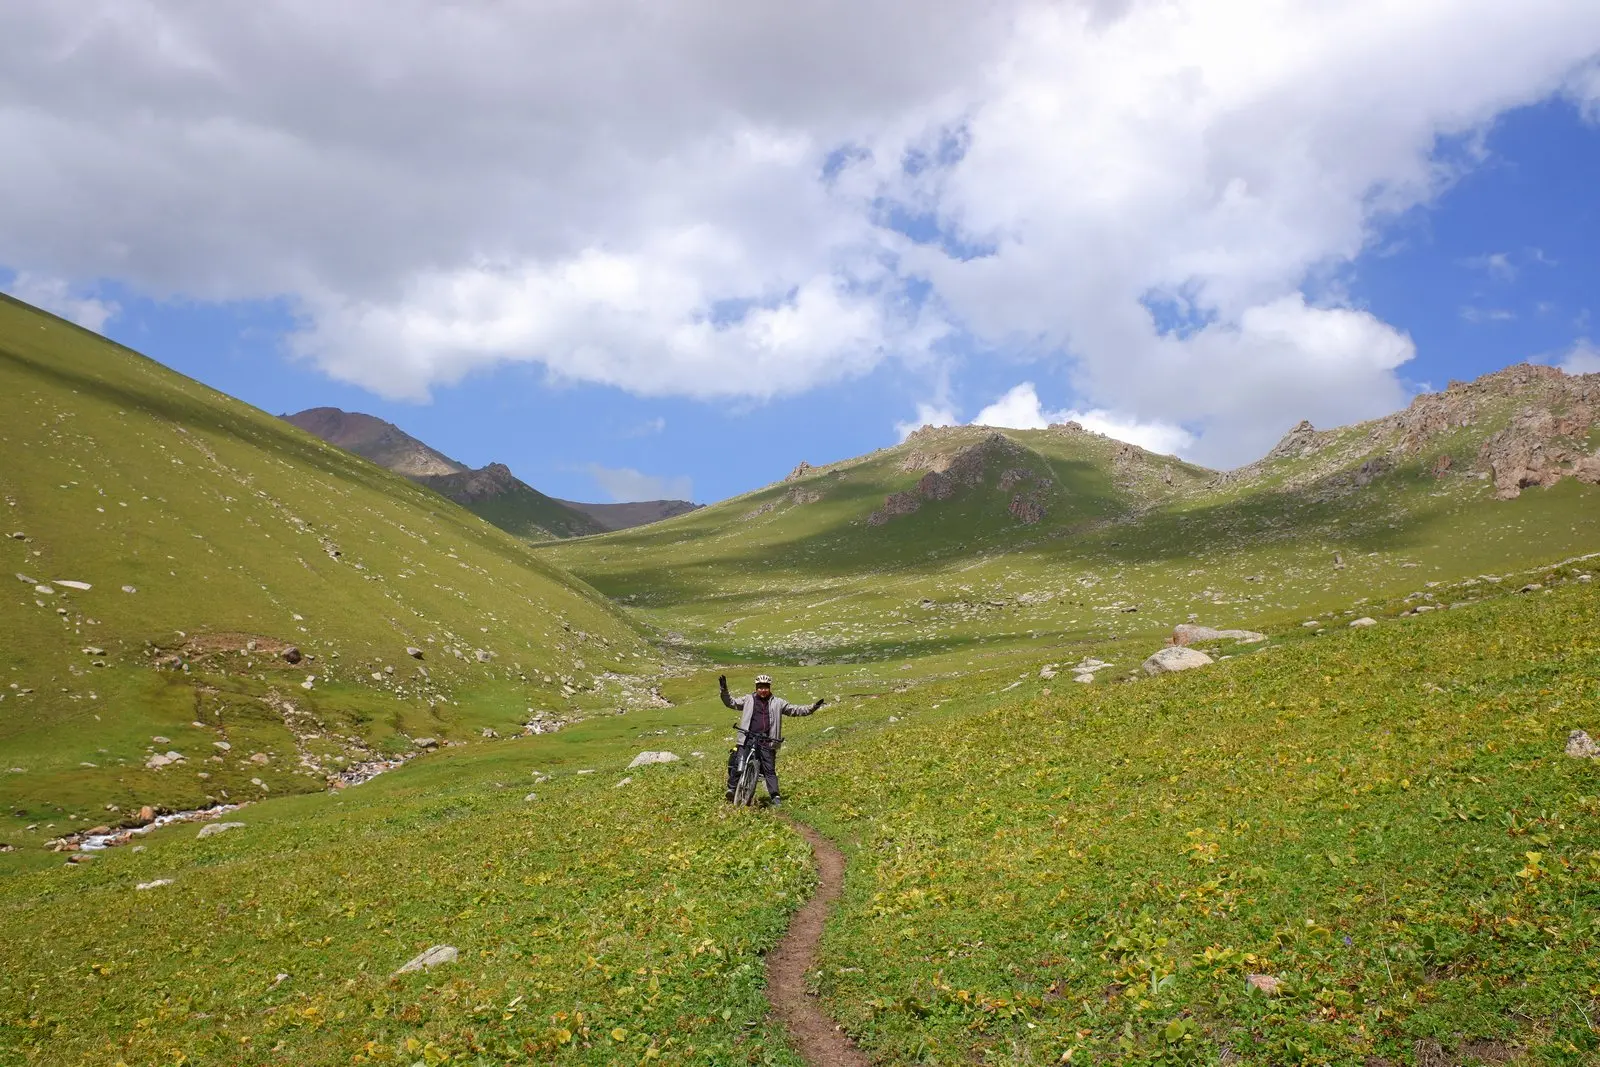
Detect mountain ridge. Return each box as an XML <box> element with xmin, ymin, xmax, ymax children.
<box><xmin>282</xmin><ymin>407</ymin><xmax>698</xmax><ymax>538</ymax></box>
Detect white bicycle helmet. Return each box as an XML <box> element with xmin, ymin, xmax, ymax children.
<box><xmin>754</xmin><ymin>674</ymin><xmax>773</xmax><ymax>685</ymax></box>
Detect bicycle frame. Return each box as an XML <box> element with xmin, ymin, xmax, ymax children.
<box><xmin>730</xmin><ymin>729</ymin><xmax>780</xmax><ymax>807</ymax></box>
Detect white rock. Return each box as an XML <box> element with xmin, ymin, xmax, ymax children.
<box><xmin>575</xmin><ymin>768</ymin><xmax>596</xmax><ymax>775</ymax></box>
<box><xmin>1301</xmin><ymin>620</ymin><xmax>1322</xmax><ymax>628</ymax></box>
<box><xmin>213</xmin><ymin>741</ymin><xmax>231</xmax><ymax>751</ymax></box>
<box><xmin>34</xmin><ymin>585</ymin><xmax>54</xmax><ymax>595</ymax></box>
<box><xmin>53</xmin><ymin>580</ymin><xmax>92</xmax><ymax>591</ymax></box>
<box><xmin>1073</xmin><ymin>673</ymin><xmax>1095</xmax><ymax>684</ymax></box>
<box><xmin>1349</xmin><ymin>617</ymin><xmax>1377</xmax><ymax>628</ymax></box>
<box><xmin>394</xmin><ymin>945</ymin><xmax>458</xmax><ymax>975</ymax></box>
<box><xmin>135</xmin><ymin>878</ymin><xmax>174</xmax><ymax>891</ymax></box>
<box><xmin>627</xmin><ymin>750</ymin><xmax>680</xmax><ymax>769</ymax></box>
<box><xmin>1567</xmin><ymin>730</ymin><xmax>1600</xmax><ymax>759</ymax></box>
<box><xmin>121</xmin><ymin>585</ymin><xmax>137</xmax><ymax>594</ymax></box>
<box><xmin>1038</xmin><ymin>665</ymin><xmax>1058</xmax><ymax>680</ymax></box>
<box><xmin>1142</xmin><ymin>646</ymin><xmax>1214</xmax><ymax>676</ymax></box>
<box><xmin>613</xmin><ymin>776</ymin><xmax>633</xmax><ymax>788</ymax></box>
<box><xmin>524</xmin><ymin>792</ymin><xmax>538</xmax><ymax>801</ymax></box>
<box><xmin>196</xmin><ymin>821</ymin><xmax>245</xmax><ymax>839</ymax></box>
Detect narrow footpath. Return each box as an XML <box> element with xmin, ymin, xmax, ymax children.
<box><xmin>766</xmin><ymin>819</ymin><xmax>871</xmax><ymax>1067</ymax></box>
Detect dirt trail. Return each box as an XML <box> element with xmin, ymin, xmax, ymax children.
<box><xmin>767</xmin><ymin>819</ymin><xmax>871</xmax><ymax>1066</ymax></box>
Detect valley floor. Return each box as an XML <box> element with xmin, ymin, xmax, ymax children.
<box><xmin>4</xmin><ymin>574</ymin><xmax>1600</xmax><ymax>1065</ymax></box>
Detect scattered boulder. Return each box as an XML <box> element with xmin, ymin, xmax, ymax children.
<box><xmin>1246</xmin><ymin>974</ymin><xmax>1282</xmax><ymax>996</ymax></box>
<box><xmin>406</xmin><ymin>646</ymin><xmax>424</xmax><ymax>659</ymax></box>
<box><xmin>282</xmin><ymin>647</ymin><xmax>302</xmax><ymax>665</ymax></box>
<box><xmin>613</xmin><ymin>776</ymin><xmax>633</xmax><ymax>788</ymax></box>
<box><xmin>1350</xmin><ymin>617</ymin><xmax>1377</xmax><ymax>628</ymax></box>
<box><xmin>135</xmin><ymin>879</ymin><xmax>173</xmax><ymax>891</ymax></box>
<box><xmin>196</xmin><ymin>821</ymin><xmax>245</xmax><ymax>839</ymax></box>
<box><xmin>627</xmin><ymin>750</ymin><xmax>680</xmax><ymax>769</ymax></box>
<box><xmin>1171</xmin><ymin>624</ymin><xmax>1265</xmax><ymax>646</ymax></box>
<box><xmin>394</xmin><ymin>945</ymin><xmax>458</xmax><ymax>975</ymax></box>
<box><xmin>1143</xmin><ymin>647</ymin><xmax>1214</xmax><ymax>676</ymax></box>
<box><xmin>145</xmin><ymin>751</ymin><xmax>184</xmax><ymax>769</ymax></box>
<box><xmin>81</xmin><ymin>646</ymin><xmax>106</xmax><ymax>656</ymax></box>
<box><xmin>1567</xmin><ymin>730</ymin><xmax>1600</xmax><ymax>759</ymax></box>
<box><xmin>121</xmin><ymin>585</ymin><xmax>137</xmax><ymax>594</ymax></box>
<box><xmin>413</xmin><ymin>737</ymin><xmax>439</xmax><ymax>749</ymax></box>
<box><xmin>135</xmin><ymin>805</ymin><xmax>156</xmax><ymax>824</ymax></box>
<box><xmin>53</xmin><ymin>580</ymin><xmax>92</xmax><ymax>591</ymax></box>
<box><xmin>1038</xmin><ymin>665</ymin><xmax>1058</xmax><ymax>680</ymax></box>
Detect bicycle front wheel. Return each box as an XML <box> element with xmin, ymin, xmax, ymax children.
<box><xmin>733</xmin><ymin>753</ymin><xmax>759</xmax><ymax>806</ymax></box>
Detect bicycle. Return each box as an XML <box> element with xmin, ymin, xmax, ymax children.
<box><xmin>729</xmin><ymin>729</ymin><xmax>780</xmax><ymax>807</ymax></box>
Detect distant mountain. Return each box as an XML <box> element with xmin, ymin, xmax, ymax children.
<box><xmin>557</xmin><ymin>498</ymin><xmax>702</xmax><ymax>531</ymax></box>
<box><xmin>281</xmin><ymin>408</ymin><xmax>696</xmax><ymax>538</ymax></box>
<box><xmin>282</xmin><ymin>407</ymin><xmax>466</xmax><ymax>478</ymax></box>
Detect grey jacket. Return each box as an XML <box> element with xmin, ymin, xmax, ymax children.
<box><xmin>722</xmin><ymin>691</ymin><xmax>815</xmax><ymax>742</ymax></box>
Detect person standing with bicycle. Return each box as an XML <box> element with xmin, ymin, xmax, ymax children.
<box><xmin>720</xmin><ymin>673</ymin><xmax>824</xmax><ymax>806</ymax></box>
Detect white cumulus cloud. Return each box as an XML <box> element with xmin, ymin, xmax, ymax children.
<box><xmin>3</xmin><ymin>272</ymin><xmax>118</xmax><ymax>332</ymax></box>
<box><xmin>2</xmin><ymin>1</ymin><xmax>1599</xmax><ymax>463</ymax></box>
<box><xmin>1559</xmin><ymin>339</ymin><xmax>1600</xmax><ymax>376</ymax></box>
<box><xmin>584</xmin><ymin>463</ymin><xmax>694</xmax><ymax>503</ymax></box>
<box><xmin>971</xmin><ymin>383</ymin><xmax>1196</xmax><ymax>456</ymax></box>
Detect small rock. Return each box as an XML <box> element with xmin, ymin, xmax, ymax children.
<box><xmin>1567</xmin><ymin>730</ymin><xmax>1600</xmax><ymax>759</ymax></box>
<box><xmin>627</xmin><ymin>750</ymin><xmax>680</xmax><ymax>769</ymax></box>
<box><xmin>53</xmin><ymin>580</ymin><xmax>92</xmax><ymax>591</ymax></box>
<box><xmin>1073</xmin><ymin>673</ymin><xmax>1095</xmax><ymax>683</ymax></box>
<box><xmin>614</xmin><ymin>776</ymin><xmax>633</xmax><ymax>788</ymax></box>
<box><xmin>407</xmin><ymin>647</ymin><xmax>424</xmax><ymax>659</ymax></box>
<box><xmin>152</xmin><ymin>736</ymin><xmax>170</xmax><ymax>745</ymax></box>
<box><xmin>1039</xmin><ymin>665</ymin><xmax>1058</xmax><ymax>680</ymax></box>
<box><xmin>1349</xmin><ymin>617</ymin><xmax>1377</xmax><ymax>627</ymax></box>
<box><xmin>524</xmin><ymin>792</ymin><xmax>538</xmax><ymax>801</ymax></box>
<box><xmin>121</xmin><ymin>585</ymin><xmax>137</xmax><ymax>594</ymax></box>
<box><xmin>8</xmin><ymin>532</ymin><xmax>24</xmax><ymax>540</ymax></box>
<box><xmin>135</xmin><ymin>879</ymin><xmax>173</xmax><ymax>891</ymax></box>
<box><xmin>1142</xmin><ymin>647</ymin><xmax>1214</xmax><ymax>676</ymax></box>
<box><xmin>85</xmin><ymin>824</ymin><xmax>110</xmax><ymax>836</ymax></box>
<box><xmin>1518</xmin><ymin>583</ymin><xmax>1543</xmax><ymax>594</ymax></box>
<box><xmin>300</xmin><ymin>677</ymin><xmax>314</xmax><ymax>690</ymax></box>
<box><xmin>1246</xmin><ymin>974</ymin><xmax>1282</xmax><ymax>995</ymax></box>
<box><xmin>413</xmin><ymin>737</ymin><xmax>438</xmax><ymax>749</ymax></box>
<box><xmin>196</xmin><ymin>821</ymin><xmax>245</xmax><ymax>839</ymax></box>
<box><xmin>282</xmin><ymin>647</ymin><xmax>302</xmax><ymax>665</ymax></box>
<box><xmin>213</xmin><ymin>741</ymin><xmax>231</xmax><ymax>752</ymax></box>
<box><xmin>394</xmin><ymin>945</ymin><xmax>458</xmax><ymax>975</ymax></box>
<box><xmin>249</xmin><ymin>752</ymin><xmax>270</xmax><ymax>765</ymax></box>
<box><xmin>1301</xmin><ymin>620</ymin><xmax>1322</xmax><ymax>628</ymax></box>
<box><xmin>136</xmin><ymin>805</ymin><xmax>156</xmax><ymax>824</ymax></box>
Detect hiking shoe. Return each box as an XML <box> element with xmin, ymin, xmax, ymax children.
<box><xmin>723</xmin><ymin>788</ymin><xmax>734</xmax><ymax>803</ymax></box>
<box><xmin>768</xmin><ymin>795</ymin><xmax>783</xmax><ymax>808</ymax></box>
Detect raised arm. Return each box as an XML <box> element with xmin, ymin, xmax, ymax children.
<box><xmin>718</xmin><ymin>674</ymin><xmax>740</xmax><ymax>710</ymax></box>
<box><xmin>782</xmin><ymin>696</ymin><xmax>825</xmax><ymax>717</ymax></box>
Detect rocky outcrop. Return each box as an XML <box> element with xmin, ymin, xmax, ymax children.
<box><xmin>875</xmin><ymin>434</ymin><xmax>1049</xmax><ymax>525</ymax></box>
<box><xmin>1567</xmin><ymin>729</ymin><xmax>1600</xmax><ymax>759</ymax></box>
<box><xmin>1479</xmin><ymin>406</ymin><xmax>1600</xmax><ymax>499</ymax></box>
<box><xmin>1236</xmin><ymin>364</ymin><xmax>1600</xmax><ymax>498</ymax></box>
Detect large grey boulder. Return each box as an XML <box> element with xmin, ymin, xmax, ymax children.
<box><xmin>1143</xmin><ymin>647</ymin><xmax>1214</xmax><ymax>676</ymax></box>
<box><xmin>627</xmin><ymin>750</ymin><xmax>680</xmax><ymax>769</ymax></box>
<box><xmin>1171</xmin><ymin>624</ymin><xmax>1265</xmax><ymax>646</ymax></box>
<box><xmin>197</xmin><ymin>821</ymin><xmax>245</xmax><ymax>839</ymax></box>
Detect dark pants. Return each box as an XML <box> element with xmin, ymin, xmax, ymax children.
<box><xmin>727</xmin><ymin>739</ymin><xmax>779</xmax><ymax>798</ymax></box>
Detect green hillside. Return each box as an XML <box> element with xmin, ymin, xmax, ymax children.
<box><xmin>3</xmin><ymin>556</ymin><xmax>1596</xmax><ymax>1065</ymax></box>
<box><xmin>544</xmin><ymin>370</ymin><xmax>1600</xmax><ymax>666</ymax></box>
<box><xmin>415</xmin><ymin>464</ymin><xmax>609</xmax><ymax>541</ymax></box>
<box><xmin>0</xmin><ymin>294</ymin><xmax>654</xmax><ymax>840</ymax></box>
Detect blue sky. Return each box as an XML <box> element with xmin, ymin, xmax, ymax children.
<box><xmin>4</xmin><ymin>3</ymin><xmax>1600</xmax><ymax>503</ymax></box>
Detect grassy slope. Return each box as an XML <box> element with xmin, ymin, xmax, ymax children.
<box><xmin>4</xmin><ymin>568</ymin><xmax>1596</xmax><ymax>1065</ymax></box>
<box><xmin>785</xmin><ymin>578</ymin><xmax>1600</xmax><ymax>1065</ymax></box>
<box><xmin>543</xmin><ymin>417</ymin><xmax>1600</xmax><ymax>667</ymax></box>
<box><xmin>417</xmin><ymin>470</ymin><xmax>609</xmax><ymax>542</ymax></box>
<box><xmin>0</xmin><ymin>294</ymin><xmax>652</xmax><ymax>841</ymax></box>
